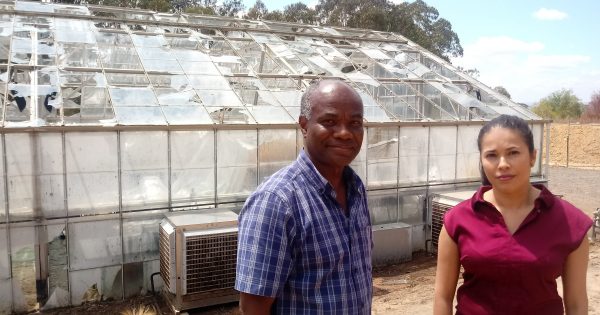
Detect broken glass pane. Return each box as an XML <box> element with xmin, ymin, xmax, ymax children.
<box><xmin>105</xmin><ymin>73</ymin><xmax>148</xmax><ymax>86</ymax></box>
<box><xmin>59</xmin><ymin>70</ymin><xmax>106</xmax><ymax>86</ymax></box>
<box><xmin>55</xmin><ymin>31</ymin><xmax>96</xmax><ymax>44</ymax></box>
<box><xmin>98</xmin><ymin>46</ymin><xmax>142</xmax><ymax>70</ymax></box>
<box><xmin>95</xmin><ymin>32</ymin><xmax>133</xmax><ymax>46</ymax></box>
<box><xmin>148</xmin><ymin>74</ymin><xmax>189</xmax><ymax>90</ymax></box>
<box><xmin>205</xmin><ymin>106</ymin><xmax>255</xmax><ymax>124</ymax></box>
<box><xmin>131</xmin><ymin>34</ymin><xmax>166</xmax><ymax>48</ymax></box>
<box><xmin>58</xmin><ymin>43</ymin><xmax>100</xmax><ymax>68</ymax></box>
<box><xmin>155</xmin><ymin>88</ymin><xmax>201</xmax><ymax>106</ymax></box>
<box><xmin>196</xmin><ymin>90</ymin><xmax>242</xmax><ymax>107</ymax></box>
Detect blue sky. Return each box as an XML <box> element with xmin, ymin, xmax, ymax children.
<box><xmin>241</xmin><ymin>0</ymin><xmax>600</xmax><ymax>105</ymax></box>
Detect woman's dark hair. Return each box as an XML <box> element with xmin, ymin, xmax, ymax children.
<box><xmin>477</xmin><ymin>114</ymin><xmax>535</xmax><ymax>185</ymax></box>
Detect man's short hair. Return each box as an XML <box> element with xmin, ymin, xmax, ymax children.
<box><xmin>300</xmin><ymin>80</ymin><xmax>322</xmax><ymax>119</ymax></box>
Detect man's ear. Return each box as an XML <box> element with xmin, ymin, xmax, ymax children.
<box><xmin>299</xmin><ymin>116</ymin><xmax>308</xmax><ymax>137</ymax></box>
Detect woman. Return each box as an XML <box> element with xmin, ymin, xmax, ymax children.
<box><xmin>433</xmin><ymin>115</ymin><xmax>592</xmax><ymax>315</ymax></box>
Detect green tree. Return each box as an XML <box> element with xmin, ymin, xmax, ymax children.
<box><xmin>185</xmin><ymin>6</ymin><xmax>216</xmax><ymax>15</ymax></box>
<box><xmin>493</xmin><ymin>86</ymin><xmax>511</xmax><ymax>99</ymax></box>
<box><xmin>263</xmin><ymin>10</ymin><xmax>285</xmax><ymax>21</ymax></box>
<box><xmin>245</xmin><ymin>0</ymin><xmax>268</xmax><ymax>20</ymax></box>
<box><xmin>582</xmin><ymin>90</ymin><xmax>600</xmax><ymax>121</ymax></box>
<box><xmin>283</xmin><ymin>2</ymin><xmax>317</xmax><ymax>24</ymax></box>
<box><xmin>313</xmin><ymin>0</ymin><xmax>462</xmax><ymax>62</ymax></box>
<box><xmin>532</xmin><ymin>89</ymin><xmax>584</xmax><ymax>120</ymax></box>
<box><xmin>218</xmin><ymin>0</ymin><xmax>244</xmax><ymax>17</ymax></box>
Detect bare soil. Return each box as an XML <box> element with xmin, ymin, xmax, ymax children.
<box><xmin>37</xmin><ymin>166</ymin><xmax>600</xmax><ymax>315</ymax></box>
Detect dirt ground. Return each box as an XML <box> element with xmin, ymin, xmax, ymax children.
<box><xmin>39</xmin><ymin>165</ymin><xmax>600</xmax><ymax>315</ymax></box>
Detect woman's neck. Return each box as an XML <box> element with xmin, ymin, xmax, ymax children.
<box><xmin>485</xmin><ymin>184</ymin><xmax>538</xmax><ymax>212</ymax></box>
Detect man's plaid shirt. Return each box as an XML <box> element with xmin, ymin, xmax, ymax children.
<box><xmin>235</xmin><ymin>150</ymin><xmax>373</xmax><ymax>314</ymax></box>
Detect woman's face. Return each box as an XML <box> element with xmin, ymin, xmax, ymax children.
<box><xmin>480</xmin><ymin>126</ymin><xmax>536</xmax><ymax>193</ymax></box>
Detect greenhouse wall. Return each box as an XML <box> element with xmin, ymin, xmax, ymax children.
<box><xmin>0</xmin><ymin>122</ymin><xmax>546</xmax><ymax>312</ymax></box>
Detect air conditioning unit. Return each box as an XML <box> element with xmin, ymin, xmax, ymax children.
<box><xmin>159</xmin><ymin>208</ymin><xmax>239</xmax><ymax>313</ymax></box>
<box><xmin>431</xmin><ymin>190</ymin><xmax>475</xmax><ymax>253</ymax></box>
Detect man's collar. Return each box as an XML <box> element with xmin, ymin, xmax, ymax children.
<box><xmin>297</xmin><ymin>150</ymin><xmax>362</xmax><ymax>195</ymax></box>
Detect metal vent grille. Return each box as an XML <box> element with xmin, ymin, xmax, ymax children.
<box><xmin>159</xmin><ymin>225</ymin><xmax>171</xmax><ymax>290</ymax></box>
<box><xmin>431</xmin><ymin>201</ymin><xmax>453</xmax><ymax>252</ymax></box>
<box><xmin>185</xmin><ymin>231</ymin><xmax>237</xmax><ymax>294</ymax></box>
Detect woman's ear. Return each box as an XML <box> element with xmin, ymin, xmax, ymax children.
<box><xmin>530</xmin><ymin>149</ymin><xmax>538</xmax><ymax>167</ymax></box>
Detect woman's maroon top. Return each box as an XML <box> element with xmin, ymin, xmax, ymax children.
<box><xmin>444</xmin><ymin>184</ymin><xmax>593</xmax><ymax>315</ymax></box>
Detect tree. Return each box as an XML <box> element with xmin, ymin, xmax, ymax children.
<box><xmin>313</xmin><ymin>0</ymin><xmax>463</xmax><ymax>62</ymax></box>
<box><xmin>283</xmin><ymin>2</ymin><xmax>317</xmax><ymax>24</ymax></box>
<box><xmin>263</xmin><ymin>10</ymin><xmax>285</xmax><ymax>21</ymax></box>
<box><xmin>218</xmin><ymin>0</ymin><xmax>244</xmax><ymax>17</ymax></box>
<box><xmin>245</xmin><ymin>0</ymin><xmax>268</xmax><ymax>20</ymax></box>
<box><xmin>582</xmin><ymin>90</ymin><xmax>600</xmax><ymax>121</ymax></box>
<box><xmin>185</xmin><ymin>6</ymin><xmax>216</xmax><ymax>15</ymax></box>
<box><xmin>532</xmin><ymin>89</ymin><xmax>584</xmax><ymax>120</ymax></box>
<box><xmin>493</xmin><ymin>86</ymin><xmax>511</xmax><ymax>99</ymax></box>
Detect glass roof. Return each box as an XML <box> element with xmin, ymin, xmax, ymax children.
<box><xmin>0</xmin><ymin>0</ymin><xmax>540</xmax><ymax>127</ymax></box>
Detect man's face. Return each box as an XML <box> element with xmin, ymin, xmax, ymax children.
<box><xmin>299</xmin><ymin>82</ymin><xmax>364</xmax><ymax>172</ymax></box>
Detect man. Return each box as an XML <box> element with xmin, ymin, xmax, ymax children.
<box><xmin>235</xmin><ymin>79</ymin><xmax>373</xmax><ymax>314</ymax></box>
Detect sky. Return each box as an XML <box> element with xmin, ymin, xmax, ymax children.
<box><xmin>240</xmin><ymin>0</ymin><xmax>600</xmax><ymax>105</ymax></box>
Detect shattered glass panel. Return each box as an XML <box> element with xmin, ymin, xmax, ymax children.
<box><xmin>205</xmin><ymin>106</ymin><xmax>255</xmax><ymax>124</ymax></box>
<box><xmin>95</xmin><ymin>32</ymin><xmax>133</xmax><ymax>46</ymax></box>
<box><xmin>148</xmin><ymin>74</ymin><xmax>189</xmax><ymax>89</ymax></box>
<box><xmin>366</xmin><ymin>83</ymin><xmax>421</xmax><ymax>121</ymax></box>
<box><xmin>63</xmin><ymin>86</ymin><xmax>114</xmax><ymax>125</ymax></box>
<box><xmin>172</xmin><ymin>48</ymin><xmax>211</xmax><ymax>62</ymax></box>
<box><xmin>227</xmin><ymin>39</ymin><xmax>287</xmax><ymax>74</ymax></box>
<box><xmin>196</xmin><ymin>89</ymin><xmax>242</xmax><ymax>107</ymax></box>
<box><xmin>99</xmin><ymin>46</ymin><xmax>142</xmax><ymax>70</ymax></box>
<box><xmin>114</xmin><ymin>107</ymin><xmax>166</xmax><ymax>125</ymax></box>
<box><xmin>155</xmin><ymin>88</ymin><xmax>201</xmax><ymax>106</ymax></box>
<box><xmin>106</xmin><ymin>72</ymin><xmax>148</xmax><ymax>86</ymax></box>
<box><xmin>58</xmin><ymin>43</ymin><xmax>100</xmax><ymax>68</ymax></box>
<box><xmin>59</xmin><ymin>70</ymin><xmax>106</xmax><ymax>86</ymax></box>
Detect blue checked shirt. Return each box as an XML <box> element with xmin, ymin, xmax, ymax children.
<box><xmin>235</xmin><ymin>150</ymin><xmax>373</xmax><ymax>314</ymax></box>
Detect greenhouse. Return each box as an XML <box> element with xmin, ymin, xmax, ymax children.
<box><xmin>0</xmin><ymin>0</ymin><xmax>547</xmax><ymax>313</ymax></box>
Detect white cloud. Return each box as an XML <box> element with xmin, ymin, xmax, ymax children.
<box><xmin>452</xmin><ymin>36</ymin><xmax>596</xmax><ymax>104</ymax></box>
<box><xmin>533</xmin><ymin>8</ymin><xmax>568</xmax><ymax>21</ymax></box>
